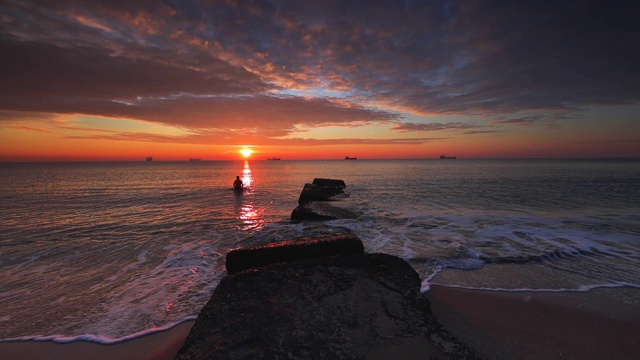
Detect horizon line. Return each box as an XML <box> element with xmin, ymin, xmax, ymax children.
<box><xmin>2</xmin><ymin>156</ymin><xmax>639</xmax><ymax>164</ymax></box>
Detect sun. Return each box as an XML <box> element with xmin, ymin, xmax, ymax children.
<box><xmin>240</xmin><ymin>148</ymin><xmax>253</xmax><ymax>158</ymax></box>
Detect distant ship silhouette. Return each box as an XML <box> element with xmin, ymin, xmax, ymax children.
<box><xmin>439</xmin><ymin>155</ymin><xmax>456</xmax><ymax>159</ymax></box>
<box><xmin>146</xmin><ymin>157</ymin><xmax>153</xmax><ymax>161</ymax></box>
<box><xmin>344</xmin><ymin>156</ymin><xmax>357</xmax><ymax>160</ymax></box>
<box><xmin>267</xmin><ymin>157</ymin><xmax>281</xmax><ymax>160</ymax></box>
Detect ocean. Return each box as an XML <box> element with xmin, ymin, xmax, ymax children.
<box><xmin>1</xmin><ymin>159</ymin><xmax>639</xmax><ymax>343</ymax></box>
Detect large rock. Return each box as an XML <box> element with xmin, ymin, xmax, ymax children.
<box><xmin>291</xmin><ymin>201</ymin><xmax>359</xmax><ymax>222</ymax></box>
<box><xmin>312</xmin><ymin>178</ymin><xmax>346</xmax><ymax>189</ymax></box>
<box><xmin>225</xmin><ymin>233</ymin><xmax>364</xmax><ymax>274</ymax></box>
<box><xmin>298</xmin><ymin>183</ymin><xmax>346</xmax><ymax>203</ymax></box>
<box><xmin>291</xmin><ymin>178</ymin><xmax>357</xmax><ymax>222</ymax></box>
<box><xmin>175</xmin><ymin>252</ymin><xmax>481</xmax><ymax>359</ymax></box>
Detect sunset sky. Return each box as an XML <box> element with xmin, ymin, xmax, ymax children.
<box><xmin>1</xmin><ymin>0</ymin><xmax>639</xmax><ymax>161</ymax></box>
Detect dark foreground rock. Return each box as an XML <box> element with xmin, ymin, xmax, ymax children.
<box><xmin>175</xmin><ymin>252</ymin><xmax>481</xmax><ymax>359</ymax></box>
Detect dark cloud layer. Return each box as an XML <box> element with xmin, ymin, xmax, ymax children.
<box><xmin>392</xmin><ymin>122</ymin><xmax>480</xmax><ymax>132</ymax></box>
<box><xmin>1</xmin><ymin>38</ymin><xmax>267</xmax><ymax>99</ymax></box>
<box><xmin>1</xmin><ymin>0</ymin><xmax>639</xmax><ymax>144</ymax></box>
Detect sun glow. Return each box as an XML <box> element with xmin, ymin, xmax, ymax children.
<box><xmin>240</xmin><ymin>148</ymin><xmax>253</xmax><ymax>158</ymax></box>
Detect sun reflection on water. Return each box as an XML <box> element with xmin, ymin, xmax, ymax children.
<box><xmin>235</xmin><ymin>161</ymin><xmax>264</xmax><ymax>231</ymax></box>
<box><xmin>241</xmin><ymin>160</ymin><xmax>253</xmax><ymax>189</ymax></box>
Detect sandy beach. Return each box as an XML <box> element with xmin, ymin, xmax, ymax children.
<box><xmin>426</xmin><ymin>285</ymin><xmax>640</xmax><ymax>360</ymax></box>
<box><xmin>1</xmin><ymin>286</ymin><xmax>639</xmax><ymax>359</ymax></box>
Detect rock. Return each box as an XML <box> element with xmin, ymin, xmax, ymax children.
<box><xmin>225</xmin><ymin>233</ymin><xmax>365</xmax><ymax>275</ymax></box>
<box><xmin>291</xmin><ymin>201</ymin><xmax>359</xmax><ymax>222</ymax></box>
<box><xmin>175</xmin><ymin>252</ymin><xmax>481</xmax><ymax>360</ymax></box>
<box><xmin>312</xmin><ymin>178</ymin><xmax>346</xmax><ymax>189</ymax></box>
<box><xmin>291</xmin><ymin>178</ymin><xmax>356</xmax><ymax>222</ymax></box>
<box><xmin>298</xmin><ymin>183</ymin><xmax>346</xmax><ymax>203</ymax></box>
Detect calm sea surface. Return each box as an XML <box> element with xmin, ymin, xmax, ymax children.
<box><xmin>1</xmin><ymin>159</ymin><xmax>639</xmax><ymax>342</ymax></box>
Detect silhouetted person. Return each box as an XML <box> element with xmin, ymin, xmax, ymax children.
<box><xmin>233</xmin><ymin>176</ymin><xmax>243</xmax><ymax>190</ymax></box>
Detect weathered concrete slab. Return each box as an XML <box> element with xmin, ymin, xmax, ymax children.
<box><xmin>298</xmin><ymin>183</ymin><xmax>346</xmax><ymax>203</ymax></box>
<box><xmin>312</xmin><ymin>178</ymin><xmax>346</xmax><ymax>189</ymax></box>
<box><xmin>176</xmin><ymin>252</ymin><xmax>481</xmax><ymax>360</ymax></box>
<box><xmin>225</xmin><ymin>233</ymin><xmax>364</xmax><ymax>274</ymax></box>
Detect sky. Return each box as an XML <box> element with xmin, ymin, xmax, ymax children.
<box><xmin>1</xmin><ymin>0</ymin><xmax>639</xmax><ymax>161</ymax></box>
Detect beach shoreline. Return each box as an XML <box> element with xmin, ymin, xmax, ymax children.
<box><xmin>0</xmin><ymin>321</ymin><xmax>195</xmax><ymax>360</ymax></box>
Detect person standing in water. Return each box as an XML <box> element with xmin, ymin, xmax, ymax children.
<box><xmin>233</xmin><ymin>176</ymin><xmax>243</xmax><ymax>190</ymax></box>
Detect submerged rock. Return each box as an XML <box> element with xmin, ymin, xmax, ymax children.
<box><xmin>175</xmin><ymin>239</ymin><xmax>481</xmax><ymax>359</ymax></box>
<box><xmin>291</xmin><ymin>178</ymin><xmax>357</xmax><ymax>222</ymax></box>
<box><xmin>291</xmin><ymin>201</ymin><xmax>359</xmax><ymax>222</ymax></box>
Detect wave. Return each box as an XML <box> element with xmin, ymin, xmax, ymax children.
<box><xmin>0</xmin><ymin>318</ymin><xmax>196</xmax><ymax>345</ymax></box>
<box><xmin>426</xmin><ymin>281</ymin><xmax>640</xmax><ymax>293</ymax></box>
<box><xmin>478</xmin><ymin>247</ymin><xmax>592</xmax><ymax>265</ymax></box>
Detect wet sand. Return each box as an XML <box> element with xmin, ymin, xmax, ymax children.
<box><xmin>426</xmin><ymin>285</ymin><xmax>640</xmax><ymax>360</ymax></box>
<box><xmin>0</xmin><ymin>321</ymin><xmax>194</xmax><ymax>360</ymax></box>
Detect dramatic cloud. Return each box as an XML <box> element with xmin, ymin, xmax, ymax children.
<box><xmin>0</xmin><ymin>93</ymin><xmax>399</xmax><ymax>136</ymax></box>
<box><xmin>392</xmin><ymin>122</ymin><xmax>480</xmax><ymax>132</ymax></box>
<box><xmin>62</xmin><ymin>130</ymin><xmax>439</xmax><ymax>146</ymax></box>
<box><xmin>490</xmin><ymin>111</ymin><xmax>576</xmax><ymax>129</ymax></box>
<box><xmin>1</xmin><ymin>0</ymin><xmax>639</xmax><ymax>147</ymax></box>
<box><xmin>0</xmin><ymin>38</ymin><xmax>269</xmax><ymax>99</ymax></box>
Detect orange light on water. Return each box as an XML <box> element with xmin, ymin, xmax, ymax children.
<box><xmin>241</xmin><ymin>160</ymin><xmax>253</xmax><ymax>188</ymax></box>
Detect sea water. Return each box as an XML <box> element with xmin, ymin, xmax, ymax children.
<box><xmin>0</xmin><ymin>159</ymin><xmax>639</xmax><ymax>343</ymax></box>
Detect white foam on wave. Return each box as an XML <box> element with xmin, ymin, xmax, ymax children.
<box><xmin>99</xmin><ymin>248</ymin><xmax>151</xmax><ymax>287</ymax></box>
<box><xmin>422</xmin><ymin>210</ymin><xmax>637</xmax><ymax>259</ymax></box>
<box><xmin>0</xmin><ymin>318</ymin><xmax>197</xmax><ymax>345</ymax></box>
<box><xmin>0</xmin><ymin>231</ymin><xmax>234</xmax><ymax>342</ymax></box>
<box><xmin>474</xmin><ymin>213</ymin><xmax>640</xmax><ymax>272</ymax></box>
<box><xmin>425</xmin><ymin>281</ymin><xmax>640</xmax><ymax>293</ymax></box>
<box><xmin>419</xmin><ymin>267</ymin><xmax>443</xmax><ymax>293</ymax></box>
<box><xmin>327</xmin><ymin>207</ymin><xmax>640</xmax><ymax>294</ymax></box>
<box><xmin>84</xmin><ymin>237</ymin><xmax>227</xmax><ymax>339</ymax></box>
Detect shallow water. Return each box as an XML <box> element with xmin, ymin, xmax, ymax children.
<box><xmin>1</xmin><ymin>159</ymin><xmax>639</xmax><ymax>342</ymax></box>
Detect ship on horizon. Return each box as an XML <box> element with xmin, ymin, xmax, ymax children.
<box><xmin>267</xmin><ymin>157</ymin><xmax>281</xmax><ymax>160</ymax></box>
<box><xmin>439</xmin><ymin>155</ymin><xmax>456</xmax><ymax>159</ymax></box>
<box><xmin>145</xmin><ymin>157</ymin><xmax>153</xmax><ymax>161</ymax></box>
<box><xmin>345</xmin><ymin>156</ymin><xmax>357</xmax><ymax>160</ymax></box>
